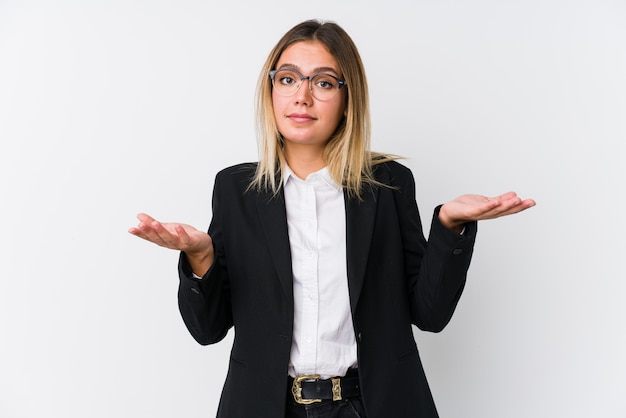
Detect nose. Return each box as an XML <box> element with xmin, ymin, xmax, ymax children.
<box><xmin>294</xmin><ymin>78</ymin><xmax>313</xmax><ymax>105</ymax></box>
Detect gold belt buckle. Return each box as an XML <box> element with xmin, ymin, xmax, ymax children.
<box><xmin>331</xmin><ymin>377</ymin><xmax>342</xmax><ymax>401</ymax></box>
<box><xmin>292</xmin><ymin>374</ymin><xmax>321</xmax><ymax>405</ymax></box>
<box><xmin>291</xmin><ymin>374</ymin><xmax>343</xmax><ymax>404</ymax></box>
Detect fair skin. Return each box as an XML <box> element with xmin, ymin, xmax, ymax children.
<box><xmin>128</xmin><ymin>40</ymin><xmax>535</xmax><ymax>273</ymax></box>
<box><xmin>272</xmin><ymin>41</ymin><xmax>347</xmax><ymax>179</ymax></box>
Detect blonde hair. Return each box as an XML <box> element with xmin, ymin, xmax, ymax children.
<box><xmin>251</xmin><ymin>19</ymin><xmax>392</xmax><ymax>199</ymax></box>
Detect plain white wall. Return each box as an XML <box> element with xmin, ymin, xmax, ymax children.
<box><xmin>1</xmin><ymin>0</ymin><xmax>624</xmax><ymax>417</ymax></box>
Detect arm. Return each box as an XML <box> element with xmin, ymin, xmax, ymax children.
<box><xmin>128</xmin><ymin>175</ymin><xmax>233</xmax><ymax>344</ymax></box>
<box><xmin>396</xmin><ymin>167</ymin><xmax>534</xmax><ymax>332</ymax></box>
<box><xmin>177</xmin><ymin>172</ymin><xmax>233</xmax><ymax>345</ymax></box>
<box><xmin>412</xmin><ymin>207</ymin><xmax>476</xmax><ymax>332</ymax></box>
<box><xmin>177</xmin><ymin>249</ymin><xmax>232</xmax><ymax>345</ymax></box>
<box><xmin>128</xmin><ymin>213</ymin><xmax>214</xmax><ymax>276</ymax></box>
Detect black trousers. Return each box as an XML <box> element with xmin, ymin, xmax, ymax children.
<box><xmin>285</xmin><ymin>396</ymin><xmax>367</xmax><ymax>418</ymax></box>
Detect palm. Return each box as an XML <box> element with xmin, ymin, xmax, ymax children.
<box><xmin>128</xmin><ymin>213</ymin><xmax>212</xmax><ymax>254</ymax></box>
<box><xmin>439</xmin><ymin>192</ymin><xmax>535</xmax><ymax>230</ymax></box>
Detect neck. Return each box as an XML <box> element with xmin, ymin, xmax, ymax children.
<box><xmin>284</xmin><ymin>144</ymin><xmax>325</xmax><ymax>179</ymax></box>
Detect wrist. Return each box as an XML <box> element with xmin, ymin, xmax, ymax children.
<box><xmin>184</xmin><ymin>246</ymin><xmax>215</xmax><ymax>277</ymax></box>
<box><xmin>438</xmin><ymin>205</ymin><xmax>465</xmax><ymax>233</ymax></box>
<box><xmin>185</xmin><ymin>247</ymin><xmax>213</xmax><ymax>262</ymax></box>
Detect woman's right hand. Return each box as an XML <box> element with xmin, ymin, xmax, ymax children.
<box><xmin>128</xmin><ymin>213</ymin><xmax>214</xmax><ymax>276</ymax></box>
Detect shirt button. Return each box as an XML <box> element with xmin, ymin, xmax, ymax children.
<box><xmin>452</xmin><ymin>249</ymin><xmax>463</xmax><ymax>255</ymax></box>
<box><xmin>305</xmin><ymin>337</ymin><xmax>313</xmax><ymax>344</ymax></box>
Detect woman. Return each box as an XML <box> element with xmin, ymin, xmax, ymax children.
<box><xmin>129</xmin><ymin>19</ymin><xmax>535</xmax><ymax>418</ymax></box>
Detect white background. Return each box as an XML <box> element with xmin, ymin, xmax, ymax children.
<box><xmin>1</xmin><ymin>0</ymin><xmax>625</xmax><ymax>417</ymax></box>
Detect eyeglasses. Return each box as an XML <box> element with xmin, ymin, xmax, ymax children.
<box><xmin>269</xmin><ymin>68</ymin><xmax>346</xmax><ymax>101</ymax></box>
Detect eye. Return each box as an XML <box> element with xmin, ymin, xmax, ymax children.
<box><xmin>314</xmin><ymin>75</ymin><xmax>338</xmax><ymax>90</ymax></box>
<box><xmin>279</xmin><ymin>76</ymin><xmax>295</xmax><ymax>85</ymax></box>
<box><xmin>276</xmin><ymin>69</ymin><xmax>300</xmax><ymax>86</ymax></box>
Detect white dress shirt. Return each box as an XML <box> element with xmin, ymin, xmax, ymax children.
<box><xmin>283</xmin><ymin>165</ymin><xmax>358</xmax><ymax>379</ymax></box>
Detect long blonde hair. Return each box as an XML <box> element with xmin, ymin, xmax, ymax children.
<box><xmin>251</xmin><ymin>20</ymin><xmax>391</xmax><ymax>199</ymax></box>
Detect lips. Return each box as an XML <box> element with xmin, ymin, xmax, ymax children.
<box><xmin>287</xmin><ymin>113</ymin><xmax>317</xmax><ymax>123</ymax></box>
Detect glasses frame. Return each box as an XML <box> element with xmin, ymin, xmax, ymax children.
<box><xmin>268</xmin><ymin>68</ymin><xmax>347</xmax><ymax>101</ymax></box>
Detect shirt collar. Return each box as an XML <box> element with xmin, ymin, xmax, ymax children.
<box><xmin>283</xmin><ymin>164</ymin><xmax>343</xmax><ymax>192</ymax></box>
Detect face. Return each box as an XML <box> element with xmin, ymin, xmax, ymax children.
<box><xmin>272</xmin><ymin>41</ymin><xmax>346</xmax><ymax>152</ymax></box>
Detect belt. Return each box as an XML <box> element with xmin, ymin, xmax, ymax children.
<box><xmin>289</xmin><ymin>369</ymin><xmax>361</xmax><ymax>405</ymax></box>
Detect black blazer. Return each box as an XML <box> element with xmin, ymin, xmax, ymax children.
<box><xmin>178</xmin><ymin>161</ymin><xmax>476</xmax><ymax>417</ymax></box>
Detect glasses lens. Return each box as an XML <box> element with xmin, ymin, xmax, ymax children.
<box><xmin>310</xmin><ymin>74</ymin><xmax>340</xmax><ymax>101</ymax></box>
<box><xmin>272</xmin><ymin>69</ymin><xmax>300</xmax><ymax>96</ymax></box>
<box><xmin>271</xmin><ymin>69</ymin><xmax>342</xmax><ymax>101</ymax></box>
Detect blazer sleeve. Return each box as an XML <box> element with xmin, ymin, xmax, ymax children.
<box><xmin>394</xmin><ymin>165</ymin><xmax>477</xmax><ymax>332</ymax></box>
<box><xmin>177</xmin><ymin>171</ymin><xmax>233</xmax><ymax>345</ymax></box>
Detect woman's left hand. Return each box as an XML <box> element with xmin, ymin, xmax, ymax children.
<box><xmin>438</xmin><ymin>192</ymin><xmax>536</xmax><ymax>233</ymax></box>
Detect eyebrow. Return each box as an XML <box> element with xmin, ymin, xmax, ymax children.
<box><xmin>277</xmin><ymin>63</ymin><xmax>341</xmax><ymax>77</ymax></box>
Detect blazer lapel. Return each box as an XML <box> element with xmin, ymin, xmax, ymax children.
<box><xmin>255</xmin><ymin>189</ymin><xmax>294</xmax><ymax>305</ymax></box>
<box><xmin>345</xmin><ymin>184</ymin><xmax>379</xmax><ymax>314</ymax></box>
<box><xmin>253</xmin><ymin>178</ymin><xmax>380</xmax><ymax>315</ymax></box>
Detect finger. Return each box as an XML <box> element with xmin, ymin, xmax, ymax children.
<box><xmin>498</xmin><ymin>195</ymin><xmax>522</xmax><ymax>209</ymax></box>
<box><xmin>523</xmin><ymin>198</ymin><xmax>536</xmax><ymax>207</ymax></box>
<box><xmin>150</xmin><ymin>220</ymin><xmax>177</xmax><ymax>242</ymax></box>
<box><xmin>174</xmin><ymin>224</ymin><xmax>192</xmax><ymax>247</ymax></box>
<box><xmin>133</xmin><ymin>214</ymin><xmax>163</xmax><ymax>239</ymax></box>
<box><xmin>493</xmin><ymin>191</ymin><xmax>518</xmax><ymax>201</ymax></box>
<box><xmin>469</xmin><ymin>198</ymin><xmax>518</xmax><ymax>220</ymax></box>
<box><xmin>490</xmin><ymin>198</ymin><xmax>536</xmax><ymax>218</ymax></box>
<box><xmin>471</xmin><ymin>197</ymin><xmax>502</xmax><ymax>217</ymax></box>
<box><xmin>484</xmin><ymin>198</ymin><xmax>502</xmax><ymax>210</ymax></box>
<box><xmin>137</xmin><ymin>213</ymin><xmax>156</xmax><ymax>223</ymax></box>
<box><xmin>130</xmin><ymin>219</ymin><xmax>170</xmax><ymax>246</ymax></box>
<box><xmin>486</xmin><ymin>192</ymin><xmax>522</xmax><ymax>211</ymax></box>
<box><xmin>498</xmin><ymin>195</ymin><xmax>536</xmax><ymax>211</ymax></box>
<box><xmin>128</xmin><ymin>226</ymin><xmax>163</xmax><ymax>245</ymax></box>
<box><xmin>501</xmin><ymin>198</ymin><xmax>536</xmax><ymax>215</ymax></box>
<box><xmin>128</xmin><ymin>226</ymin><xmax>143</xmax><ymax>236</ymax></box>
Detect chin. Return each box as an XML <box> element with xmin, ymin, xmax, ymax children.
<box><xmin>285</xmin><ymin>135</ymin><xmax>328</xmax><ymax>145</ymax></box>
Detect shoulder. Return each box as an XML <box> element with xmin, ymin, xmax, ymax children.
<box><xmin>372</xmin><ymin>159</ymin><xmax>414</xmax><ymax>185</ymax></box>
<box><xmin>215</xmin><ymin>162</ymin><xmax>258</xmax><ymax>184</ymax></box>
<box><xmin>216</xmin><ymin>162</ymin><xmax>257</xmax><ymax>178</ymax></box>
<box><xmin>211</xmin><ymin>163</ymin><xmax>259</xmax><ymax>197</ymax></box>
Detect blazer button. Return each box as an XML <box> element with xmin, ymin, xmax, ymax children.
<box><xmin>452</xmin><ymin>249</ymin><xmax>463</xmax><ymax>255</ymax></box>
<box><xmin>357</xmin><ymin>332</ymin><xmax>362</xmax><ymax>342</ymax></box>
